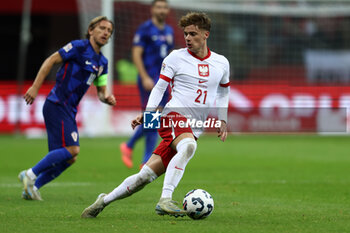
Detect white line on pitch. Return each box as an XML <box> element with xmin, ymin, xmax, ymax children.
<box><xmin>0</xmin><ymin>182</ymin><xmax>92</xmax><ymax>188</ymax></box>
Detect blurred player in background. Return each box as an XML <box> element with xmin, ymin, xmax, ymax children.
<box><xmin>82</xmin><ymin>12</ymin><xmax>230</xmax><ymax>218</ymax></box>
<box><xmin>120</xmin><ymin>0</ymin><xmax>174</xmax><ymax>169</ymax></box>
<box><xmin>18</xmin><ymin>16</ymin><xmax>116</xmax><ymax>201</ymax></box>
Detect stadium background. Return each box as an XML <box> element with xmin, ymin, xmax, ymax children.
<box><xmin>1</xmin><ymin>0</ymin><xmax>350</xmax><ymax>135</ymax></box>
<box><xmin>1</xmin><ymin>1</ymin><xmax>350</xmax><ymax>232</ymax></box>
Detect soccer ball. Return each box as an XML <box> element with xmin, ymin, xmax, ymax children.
<box><xmin>182</xmin><ymin>189</ymin><xmax>214</xmax><ymax>220</ymax></box>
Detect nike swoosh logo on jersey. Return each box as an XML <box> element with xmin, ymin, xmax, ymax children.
<box><xmin>85</xmin><ymin>60</ymin><xmax>92</xmax><ymax>65</ymax></box>
<box><xmin>199</xmin><ymin>80</ymin><xmax>208</xmax><ymax>83</ymax></box>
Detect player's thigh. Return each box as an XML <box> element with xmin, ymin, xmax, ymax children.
<box><xmin>146</xmin><ymin>154</ymin><xmax>165</xmax><ymax>176</ymax></box>
<box><xmin>152</xmin><ymin>139</ymin><xmax>177</xmax><ymax>172</ymax></box>
<box><xmin>43</xmin><ymin>100</ymin><xmax>80</xmax><ymax>151</ymax></box>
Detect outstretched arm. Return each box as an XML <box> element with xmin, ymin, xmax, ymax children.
<box><xmin>131</xmin><ymin>113</ymin><xmax>143</xmax><ymax>130</ymax></box>
<box><xmin>131</xmin><ymin>77</ymin><xmax>169</xmax><ymax>129</ymax></box>
<box><xmin>145</xmin><ymin>78</ymin><xmax>169</xmax><ymax>111</ymax></box>
<box><xmin>216</xmin><ymin>85</ymin><xmax>230</xmax><ymax>142</ymax></box>
<box><xmin>132</xmin><ymin>46</ymin><xmax>154</xmax><ymax>91</ymax></box>
<box><xmin>24</xmin><ymin>52</ymin><xmax>63</xmax><ymax>105</ymax></box>
<box><xmin>96</xmin><ymin>85</ymin><xmax>116</xmax><ymax>106</ymax></box>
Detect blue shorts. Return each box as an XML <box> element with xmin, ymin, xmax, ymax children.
<box><xmin>43</xmin><ymin>100</ymin><xmax>79</xmax><ymax>151</ymax></box>
<box><xmin>137</xmin><ymin>78</ymin><xmax>169</xmax><ymax>110</ymax></box>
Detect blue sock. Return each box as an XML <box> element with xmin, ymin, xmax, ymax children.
<box><xmin>142</xmin><ymin>129</ymin><xmax>158</xmax><ymax>164</ymax></box>
<box><xmin>34</xmin><ymin>161</ymin><xmax>71</xmax><ymax>189</ymax></box>
<box><xmin>127</xmin><ymin>125</ymin><xmax>144</xmax><ymax>149</ymax></box>
<box><xmin>32</xmin><ymin>148</ymin><xmax>72</xmax><ymax>176</ymax></box>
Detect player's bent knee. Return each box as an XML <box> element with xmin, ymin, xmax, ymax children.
<box><xmin>140</xmin><ymin>165</ymin><xmax>158</xmax><ymax>183</ymax></box>
<box><xmin>67</xmin><ymin>156</ymin><xmax>77</xmax><ymax>164</ymax></box>
<box><xmin>127</xmin><ymin>165</ymin><xmax>158</xmax><ymax>194</ymax></box>
<box><xmin>177</xmin><ymin>138</ymin><xmax>197</xmax><ymax>159</ymax></box>
<box><xmin>66</xmin><ymin>146</ymin><xmax>80</xmax><ymax>156</ymax></box>
<box><xmin>185</xmin><ymin>140</ymin><xmax>197</xmax><ymax>157</ymax></box>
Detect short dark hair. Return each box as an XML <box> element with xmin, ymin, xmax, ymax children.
<box><xmin>85</xmin><ymin>16</ymin><xmax>114</xmax><ymax>39</ymax></box>
<box><xmin>151</xmin><ymin>0</ymin><xmax>167</xmax><ymax>6</ymax></box>
<box><xmin>179</xmin><ymin>12</ymin><xmax>211</xmax><ymax>32</ymax></box>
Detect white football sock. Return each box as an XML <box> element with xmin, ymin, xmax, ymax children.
<box><xmin>103</xmin><ymin>165</ymin><xmax>157</xmax><ymax>205</ymax></box>
<box><xmin>161</xmin><ymin>138</ymin><xmax>197</xmax><ymax>199</ymax></box>
<box><xmin>26</xmin><ymin>168</ymin><xmax>37</xmax><ymax>180</ymax></box>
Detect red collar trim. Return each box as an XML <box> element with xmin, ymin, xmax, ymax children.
<box><xmin>187</xmin><ymin>48</ymin><xmax>211</xmax><ymax>61</ymax></box>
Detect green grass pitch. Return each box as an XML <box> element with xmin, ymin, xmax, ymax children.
<box><xmin>1</xmin><ymin>134</ymin><xmax>350</xmax><ymax>233</ymax></box>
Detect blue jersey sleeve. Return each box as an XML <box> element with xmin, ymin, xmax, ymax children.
<box><xmin>94</xmin><ymin>56</ymin><xmax>109</xmax><ymax>86</ymax></box>
<box><xmin>100</xmin><ymin>56</ymin><xmax>108</xmax><ymax>76</ymax></box>
<box><xmin>58</xmin><ymin>40</ymin><xmax>84</xmax><ymax>62</ymax></box>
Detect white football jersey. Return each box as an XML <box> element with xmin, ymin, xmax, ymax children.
<box><xmin>160</xmin><ymin>48</ymin><xmax>230</xmax><ymax>137</ymax></box>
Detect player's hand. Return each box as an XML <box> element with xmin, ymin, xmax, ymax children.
<box><xmin>131</xmin><ymin>113</ymin><xmax>143</xmax><ymax>129</ymax></box>
<box><xmin>105</xmin><ymin>94</ymin><xmax>116</xmax><ymax>106</ymax></box>
<box><xmin>23</xmin><ymin>86</ymin><xmax>39</xmax><ymax>105</ymax></box>
<box><xmin>142</xmin><ymin>77</ymin><xmax>155</xmax><ymax>91</ymax></box>
<box><xmin>217</xmin><ymin>120</ymin><xmax>227</xmax><ymax>142</ymax></box>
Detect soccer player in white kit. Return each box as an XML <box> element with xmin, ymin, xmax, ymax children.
<box><xmin>81</xmin><ymin>12</ymin><xmax>230</xmax><ymax>218</ymax></box>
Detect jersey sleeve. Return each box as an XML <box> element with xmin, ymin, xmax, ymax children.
<box><xmin>159</xmin><ymin>51</ymin><xmax>177</xmax><ymax>82</ymax></box>
<box><xmin>58</xmin><ymin>40</ymin><xmax>82</xmax><ymax>62</ymax></box>
<box><xmin>146</xmin><ymin>78</ymin><xmax>169</xmax><ymax>111</ymax></box>
<box><xmin>216</xmin><ymin>58</ymin><xmax>230</xmax><ymax>122</ymax></box>
<box><xmin>132</xmin><ymin>25</ymin><xmax>147</xmax><ymax>48</ymax></box>
<box><xmin>219</xmin><ymin>58</ymin><xmax>230</xmax><ymax>87</ymax></box>
<box><xmin>94</xmin><ymin>60</ymin><xmax>109</xmax><ymax>86</ymax></box>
